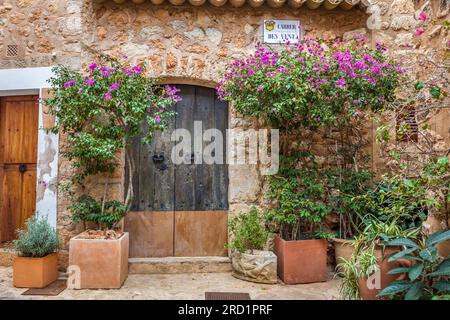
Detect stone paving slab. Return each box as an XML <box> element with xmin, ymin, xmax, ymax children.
<box><xmin>0</xmin><ymin>267</ymin><xmax>340</xmax><ymax>300</ymax></box>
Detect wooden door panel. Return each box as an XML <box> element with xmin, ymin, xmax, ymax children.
<box><xmin>0</xmin><ymin>96</ymin><xmax>38</xmax><ymax>242</ymax></box>
<box><xmin>152</xmin><ymin>122</ymin><xmax>175</xmax><ymax>211</ymax></box>
<box><xmin>212</xmin><ymin>89</ymin><xmax>229</xmax><ymax>210</ymax></box>
<box><xmin>1</xmin><ymin>96</ymin><xmax>38</xmax><ymax>164</ymax></box>
<box><xmin>174</xmin><ymin>85</ymin><xmax>196</xmax><ymax>210</ymax></box>
<box><xmin>1</xmin><ymin>168</ymin><xmax>22</xmax><ymax>241</ymax></box>
<box><xmin>124</xmin><ymin>211</ymin><xmax>174</xmax><ymax>258</ymax></box>
<box><xmin>174</xmin><ymin>211</ymin><xmax>228</xmax><ymax>257</ymax></box>
<box><xmin>21</xmin><ymin>166</ymin><xmax>37</xmax><ymax>228</ymax></box>
<box><xmin>194</xmin><ymin>86</ymin><xmax>214</xmax><ymax>210</ymax></box>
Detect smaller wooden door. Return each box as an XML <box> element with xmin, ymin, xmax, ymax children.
<box><xmin>0</xmin><ymin>96</ymin><xmax>39</xmax><ymax>242</ymax></box>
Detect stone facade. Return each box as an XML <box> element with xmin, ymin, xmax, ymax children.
<box><xmin>1</xmin><ymin>0</ymin><xmax>449</xmax><ymax>265</ymax></box>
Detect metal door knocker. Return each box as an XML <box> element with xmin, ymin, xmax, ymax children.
<box><xmin>19</xmin><ymin>163</ymin><xmax>27</xmax><ymax>174</ymax></box>
<box><xmin>152</xmin><ymin>153</ymin><xmax>167</xmax><ymax>171</ymax></box>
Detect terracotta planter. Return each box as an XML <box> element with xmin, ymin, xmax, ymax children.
<box><xmin>231</xmin><ymin>250</ymin><xmax>277</xmax><ymax>284</ymax></box>
<box><xmin>274</xmin><ymin>235</ymin><xmax>327</xmax><ymax>284</ymax></box>
<box><xmin>333</xmin><ymin>238</ymin><xmax>355</xmax><ymax>272</ymax></box>
<box><xmin>68</xmin><ymin>232</ymin><xmax>129</xmax><ymax>289</ymax></box>
<box><xmin>13</xmin><ymin>253</ymin><xmax>58</xmax><ymax>288</ymax></box>
<box><xmin>357</xmin><ymin>246</ymin><xmax>411</xmax><ymax>300</ymax></box>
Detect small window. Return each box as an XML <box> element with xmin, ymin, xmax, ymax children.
<box><xmin>396</xmin><ymin>105</ymin><xmax>418</xmax><ymax>143</ymax></box>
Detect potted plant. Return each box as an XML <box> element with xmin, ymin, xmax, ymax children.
<box><xmin>327</xmin><ymin>168</ymin><xmax>372</xmax><ymax>270</ymax></box>
<box><xmin>45</xmin><ymin>58</ymin><xmax>180</xmax><ymax>289</ymax></box>
<box><xmin>336</xmin><ymin>173</ymin><xmax>429</xmax><ymax>273</ymax></box>
<box><xmin>378</xmin><ymin>230</ymin><xmax>450</xmax><ymax>300</ymax></box>
<box><xmin>67</xmin><ymin>195</ymin><xmax>129</xmax><ymax>289</ymax></box>
<box><xmin>217</xmin><ymin>38</ymin><xmax>403</xmax><ymax>284</ymax></box>
<box><xmin>228</xmin><ymin>207</ymin><xmax>277</xmax><ymax>284</ymax></box>
<box><xmin>338</xmin><ymin>217</ymin><xmax>418</xmax><ymax>300</ymax></box>
<box><xmin>266</xmin><ymin>159</ymin><xmax>334</xmax><ymax>284</ymax></box>
<box><xmin>13</xmin><ymin>216</ymin><xmax>60</xmax><ymax>288</ymax></box>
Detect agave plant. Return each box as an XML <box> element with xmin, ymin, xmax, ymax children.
<box><xmin>377</xmin><ymin>229</ymin><xmax>450</xmax><ymax>300</ymax></box>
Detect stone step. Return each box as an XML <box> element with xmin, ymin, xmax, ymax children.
<box><xmin>129</xmin><ymin>256</ymin><xmax>232</xmax><ymax>274</ymax></box>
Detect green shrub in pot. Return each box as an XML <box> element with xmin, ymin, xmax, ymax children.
<box><xmin>13</xmin><ymin>216</ymin><xmax>60</xmax><ymax>288</ymax></box>
<box><xmin>13</xmin><ymin>216</ymin><xmax>60</xmax><ymax>258</ymax></box>
<box><xmin>227</xmin><ymin>207</ymin><xmax>268</xmax><ymax>254</ymax></box>
<box><xmin>227</xmin><ymin>208</ymin><xmax>276</xmax><ymax>284</ymax></box>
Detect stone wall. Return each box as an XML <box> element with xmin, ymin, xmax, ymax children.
<box><xmin>54</xmin><ymin>2</ymin><xmax>369</xmax><ymax>253</ymax></box>
<box><xmin>0</xmin><ymin>0</ymin><xmax>85</xmax><ymax>69</ymax></box>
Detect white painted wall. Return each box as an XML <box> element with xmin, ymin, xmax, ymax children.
<box><xmin>0</xmin><ymin>67</ymin><xmax>58</xmax><ymax>228</ymax></box>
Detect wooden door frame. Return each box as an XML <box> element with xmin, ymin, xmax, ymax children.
<box><xmin>0</xmin><ymin>67</ymin><xmax>58</xmax><ymax>230</ymax></box>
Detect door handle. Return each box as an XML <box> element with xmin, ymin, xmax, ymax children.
<box><xmin>152</xmin><ymin>153</ymin><xmax>165</xmax><ymax>163</ymax></box>
<box><xmin>19</xmin><ymin>163</ymin><xmax>27</xmax><ymax>173</ymax></box>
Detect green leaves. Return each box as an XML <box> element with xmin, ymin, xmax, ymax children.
<box><xmin>430</xmin><ymin>86</ymin><xmax>441</xmax><ymax>99</ymax></box>
<box><xmin>380</xmin><ymin>231</ymin><xmax>450</xmax><ymax>300</ymax></box>
<box><xmin>414</xmin><ymin>81</ymin><xmax>425</xmax><ymax>91</ymax></box>
<box><xmin>408</xmin><ymin>263</ymin><xmax>423</xmax><ymax>281</ymax></box>
<box><xmin>429</xmin><ymin>260</ymin><xmax>450</xmax><ymax>277</ymax></box>
<box><xmin>388</xmin><ymin>247</ymin><xmax>417</xmax><ymax>262</ymax></box>
<box><xmin>386</xmin><ymin>237</ymin><xmax>419</xmax><ymax>248</ymax></box>
<box><xmin>419</xmin><ymin>246</ymin><xmax>438</xmax><ymax>262</ymax></box>
<box><xmin>405</xmin><ymin>282</ymin><xmax>424</xmax><ymax>300</ymax></box>
<box><xmin>425</xmin><ymin>229</ymin><xmax>450</xmax><ymax>247</ymax></box>
<box><xmin>228</xmin><ymin>207</ymin><xmax>268</xmax><ymax>253</ymax></box>
<box><xmin>13</xmin><ymin>216</ymin><xmax>60</xmax><ymax>258</ymax></box>
<box><xmin>378</xmin><ymin>280</ymin><xmax>412</xmax><ymax>296</ymax></box>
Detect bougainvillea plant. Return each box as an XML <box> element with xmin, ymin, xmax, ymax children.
<box><xmin>45</xmin><ymin>57</ymin><xmax>180</xmax><ymax>229</ymax></box>
<box><xmin>218</xmin><ymin>37</ymin><xmax>404</xmax><ymax>241</ymax></box>
<box><xmin>217</xmin><ymin>37</ymin><xmax>404</xmax><ymax>128</ymax></box>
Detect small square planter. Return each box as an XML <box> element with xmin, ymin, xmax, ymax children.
<box><xmin>13</xmin><ymin>253</ymin><xmax>58</xmax><ymax>288</ymax></box>
<box><xmin>274</xmin><ymin>235</ymin><xmax>327</xmax><ymax>284</ymax></box>
<box><xmin>69</xmin><ymin>232</ymin><xmax>129</xmax><ymax>289</ymax></box>
<box><xmin>231</xmin><ymin>250</ymin><xmax>277</xmax><ymax>284</ymax></box>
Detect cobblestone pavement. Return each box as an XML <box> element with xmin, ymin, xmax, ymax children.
<box><xmin>0</xmin><ymin>267</ymin><xmax>341</xmax><ymax>300</ymax></box>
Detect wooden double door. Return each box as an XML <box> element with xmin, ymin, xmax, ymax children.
<box><xmin>0</xmin><ymin>96</ymin><xmax>39</xmax><ymax>242</ymax></box>
<box><xmin>124</xmin><ymin>85</ymin><xmax>229</xmax><ymax>257</ymax></box>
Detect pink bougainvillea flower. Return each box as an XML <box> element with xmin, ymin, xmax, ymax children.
<box><xmin>83</xmin><ymin>78</ymin><xmax>95</xmax><ymax>86</ymax></box>
<box><xmin>256</xmin><ymin>85</ymin><xmax>264</xmax><ymax>91</ymax></box>
<box><xmin>110</xmin><ymin>83</ymin><xmax>119</xmax><ymax>90</ymax></box>
<box><xmin>335</xmin><ymin>78</ymin><xmax>346</xmax><ymax>87</ymax></box>
<box><xmin>78</xmin><ymin>89</ymin><xmax>83</xmax><ymax>94</ymax></box>
<box><xmin>88</xmin><ymin>63</ymin><xmax>97</xmax><ymax>70</ymax></box>
<box><xmin>64</xmin><ymin>80</ymin><xmax>76</xmax><ymax>88</ymax></box>
<box><xmin>130</xmin><ymin>66</ymin><xmax>142</xmax><ymax>74</ymax></box>
<box><xmin>104</xmin><ymin>91</ymin><xmax>112</xmax><ymax>101</ymax></box>
<box><xmin>154</xmin><ymin>115</ymin><xmax>161</xmax><ymax>123</ymax></box>
<box><xmin>415</xmin><ymin>27</ymin><xmax>424</xmax><ymax>36</ymax></box>
<box><xmin>418</xmin><ymin>11</ymin><xmax>427</xmax><ymax>22</ymax></box>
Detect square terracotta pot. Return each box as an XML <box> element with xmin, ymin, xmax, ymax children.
<box><xmin>69</xmin><ymin>232</ymin><xmax>129</xmax><ymax>289</ymax></box>
<box><xmin>13</xmin><ymin>253</ymin><xmax>58</xmax><ymax>288</ymax></box>
<box><xmin>274</xmin><ymin>235</ymin><xmax>327</xmax><ymax>284</ymax></box>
